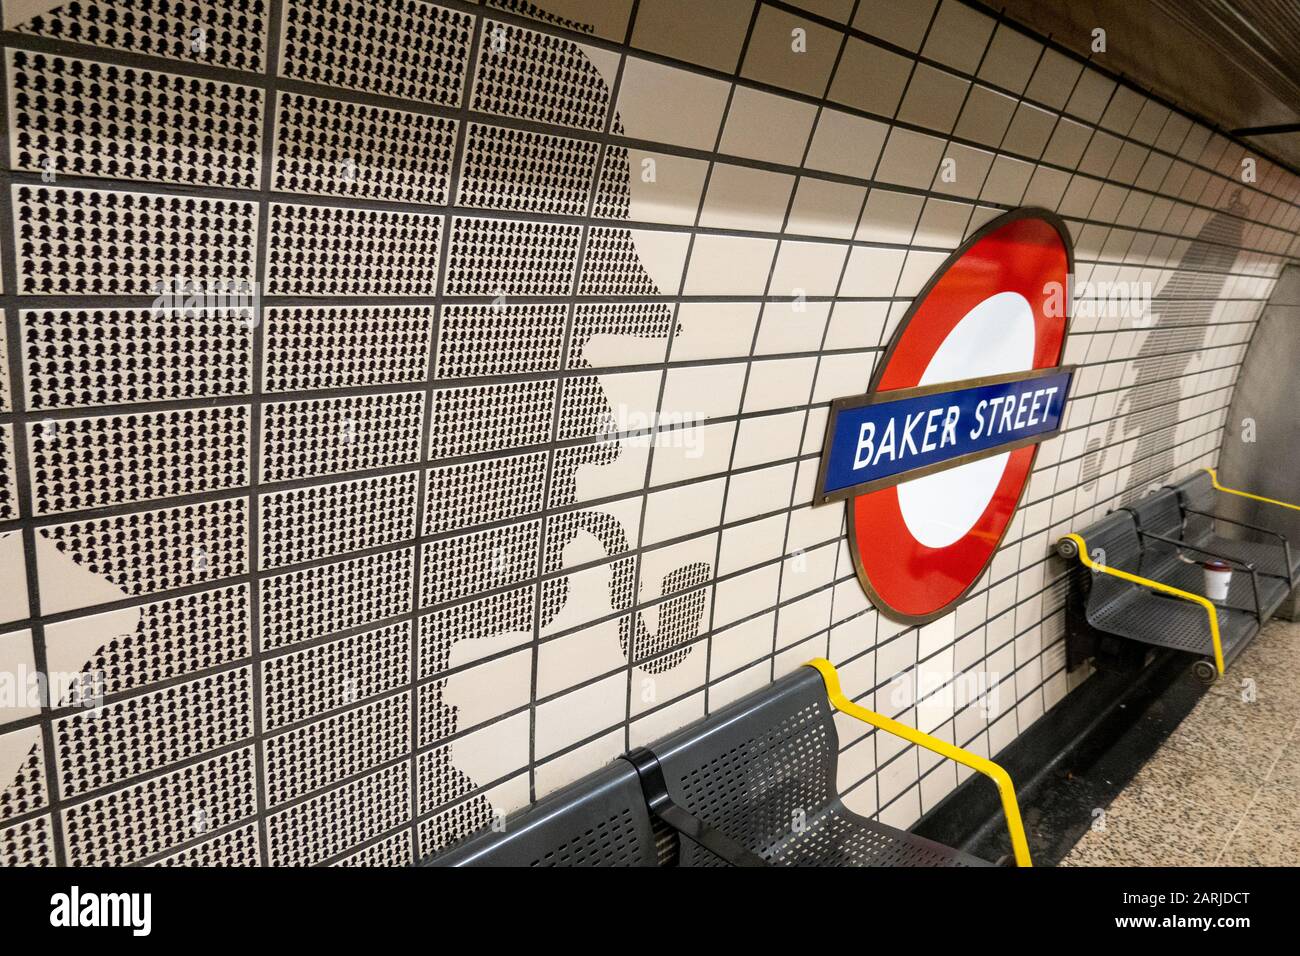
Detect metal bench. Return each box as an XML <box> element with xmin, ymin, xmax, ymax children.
<box><xmin>1058</xmin><ymin>511</ymin><xmax>1252</xmax><ymax>682</ymax></box>
<box><xmin>1174</xmin><ymin>470</ymin><xmax>1298</xmax><ymax>593</ymax></box>
<box><xmin>1125</xmin><ymin>489</ymin><xmax>1288</xmax><ymax>624</ymax></box>
<box><xmin>429</xmin><ymin>758</ymin><xmax>661</xmax><ymax>867</ymax></box>
<box><xmin>1057</xmin><ymin>469</ymin><xmax>1300</xmax><ymax>683</ymax></box>
<box><xmin>428</xmin><ymin>660</ymin><xmax>1032</xmax><ymax>867</ymax></box>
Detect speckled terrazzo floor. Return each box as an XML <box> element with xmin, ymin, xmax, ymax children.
<box><xmin>1061</xmin><ymin>618</ymin><xmax>1300</xmax><ymax>866</ymax></box>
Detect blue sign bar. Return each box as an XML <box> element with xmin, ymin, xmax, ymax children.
<box><xmin>819</xmin><ymin>369</ymin><xmax>1073</xmax><ymax>502</ymax></box>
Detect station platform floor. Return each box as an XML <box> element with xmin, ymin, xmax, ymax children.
<box><xmin>1062</xmin><ymin>619</ymin><xmax>1300</xmax><ymax>866</ymax></box>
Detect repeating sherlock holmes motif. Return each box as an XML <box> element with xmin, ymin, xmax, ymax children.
<box><xmin>0</xmin><ymin>0</ymin><xmax>1293</xmax><ymax>866</ymax></box>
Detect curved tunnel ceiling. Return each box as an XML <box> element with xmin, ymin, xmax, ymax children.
<box><xmin>988</xmin><ymin>0</ymin><xmax>1300</xmax><ymax>171</ymax></box>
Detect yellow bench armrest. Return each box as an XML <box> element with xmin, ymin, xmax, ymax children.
<box><xmin>1206</xmin><ymin>468</ymin><xmax>1300</xmax><ymax>513</ymax></box>
<box><xmin>805</xmin><ymin>658</ymin><xmax>1032</xmax><ymax>868</ymax></box>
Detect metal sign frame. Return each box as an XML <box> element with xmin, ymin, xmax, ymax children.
<box><xmin>815</xmin><ymin>365</ymin><xmax>1076</xmax><ymax>505</ymax></box>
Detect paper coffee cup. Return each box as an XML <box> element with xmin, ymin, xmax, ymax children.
<box><xmin>1202</xmin><ymin>560</ymin><xmax>1232</xmax><ymax>602</ymax></box>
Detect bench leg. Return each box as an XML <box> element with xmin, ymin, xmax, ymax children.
<box><xmin>1277</xmin><ymin>584</ymin><xmax>1300</xmax><ymax>622</ymax></box>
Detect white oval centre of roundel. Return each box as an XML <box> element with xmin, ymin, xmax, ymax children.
<box><xmin>897</xmin><ymin>291</ymin><xmax>1037</xmax><ymax>549</ymax></box>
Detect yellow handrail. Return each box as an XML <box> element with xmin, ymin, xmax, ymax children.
<box><xmin>1206</xmin><ymin>468</ymin><xmax>1300</xmax><ymax>513</ymax></box>
<box><xmin>805</xmin><ymin>658</ymin><xmax>1033</xmax><ymax>868</ymax></box>
<box><xmin>1061</xmin><ymin>532</ymin><xmax>1224</xmax><ymax>675</ymax></box>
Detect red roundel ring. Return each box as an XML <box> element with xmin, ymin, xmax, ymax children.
<box><xmin>848</xmin><ymin>208</ymin><xmax>1072</xmax><ymax>623</ymax></box>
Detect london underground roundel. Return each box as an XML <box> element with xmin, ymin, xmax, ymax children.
<box><xmin>816</xmin><ymin>208</ymin><xmax>1074</xmax><ymax>623</ymax></box>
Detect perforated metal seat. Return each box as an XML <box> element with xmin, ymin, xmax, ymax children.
<box><xmin>1088</xmin><ymin>588</ymin><xmax>1257</xmax><ymax>659</ymax></box>
<box><xmin>428</xmin><ymin>760</ymin><xmax>658</xmax><ymax>867</ymax></box>
<box><xmin>1174</xmin><ymin>472</ymin><xmax>1300</xmax><ymax>580</ymax></box>
<box><xmin>643</xmin><ymin>666</ymin><xmax>989</xmax><ymax>867</ymax></box>
<box><xmin>1065</xmin><ymin>510</ymin><xmax>1261</xmax><ymax>673</ymax></box>
<box><xmin>1126</xmin><ymin>491</ymin><xmax>1289</xmax><ymax>619</ymax></box>
<box><xmin>1152</xmin><ymin>558</ymin><xmax>1286</xmax><ymax>620</ymax></box>
<box><xmin>427</xmin><ymin>666</ymin><xmax>1000</xmax><ymax>867</ymax></box>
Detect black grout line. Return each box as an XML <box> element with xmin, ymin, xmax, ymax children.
<box><xmin>826</xmin><ymin>8</ymin><xmax>1030</xmax><ymax>788</ymax></box>
<box><xmin>1</xmin><ymin>116</ymin><xmax>1290</xmax><ymax>263</ymax></box>
<box><xmin>411</xmin><ymin>589</ymin><xmax>1084</xmax><ymax>837</ymax></box>
<box><xmin>0</xmin><ymin>269</ymin><xmax>1282</xmax><ymax>315</ymax></box>
<box><xmin>763</xmin><ymin>0</ymin><xmax>889</xmax><ymax>696</ymax></box>
<box><xmin>950</xmin><ymin>0</ymin><xmax>1300</xmax><ymax>191</ymax></box>
<box><xmin>522</xmin><ymin>0</ymin><xmax>629</xmax><ymax>804</ymax></box>
<box><xmin>4</xmin><ymin>4</ymin><xmax>1296</xmax><ymax>215</ymax></box>
<box><xmin>0</xmin><ymin>18</ymin><xmax>1294</xmax><ymax>262</ymax></box>
<box><xmin>0</xmin><ymin>358</ymin><xmax>1248</xmax><ymax>652</ymax></box>
<box><xmin>0</xmin><ymin>416</ymin><xmax>1240</xmax><ymax>840</ymax></box>
<box><xmin>983</xmin><ymin>28</ymin><xmax>1107</xmax><ymax>749</ymax></box>
<box><xmin>851</xmin><ymin>2</ymin><xmax>997</xmax><ymax>809</ymax></box>
<box><xmin>960</xmin><ymin>14</ymin><xmax>1065</xmax><ymax>730</ymax></box>
<box><xmin>0</xmin><ymin>349</ymin><xmax>1249</xmax><ymax>558</ymax></box>
<box><xmin>0</xmin><ymin>23</ymin><xmax>65</xmax><ymax>864</ymax></box>
<box><xmin>240</xmin><ymin>0</ymin><xmax>280</xmax><ymax>869</ymax></box>
<box><xmin>703</xmin><ymin>0</ymin><xmax>866</xmax><ymax>718</ymax></box>
<box><xmin>0</xmin><ymin>324</ymin><xmax>1262</xmax><ymax>438</ymax></box>
<box><xmin>2</xmin><ymin>160</ymin><xmax>1292</xmax><ymax>269</ymax></box>
<box><xmin>415</xmin><ymin>0</ymin><xmax>1300</xmax><ymax>210</ymax></box>
<box><xmin>403</xmin><ymin>4</ymin><xmax>487</xmax><ymax>865</ymax></box>
<box><xmin>620</xmin><ymin>0</ymin><xmax>764</xmax><ymax>751</ymax></box>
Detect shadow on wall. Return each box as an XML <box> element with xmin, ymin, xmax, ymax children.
<box><xmin>1078</xmin><ymin>193</ymin><xmax>1248</xmax><ymax>503</ymax></box>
